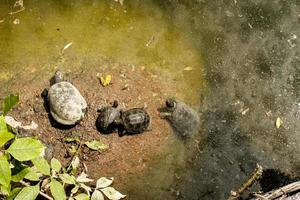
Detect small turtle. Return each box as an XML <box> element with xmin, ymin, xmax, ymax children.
<box><xmin>160</xmin><ymin>98</ymin><xmax>200</xmax><ymax>137</ymax></box>
<box><xmin>43</xmin><ymin>70</ymin><xmax>87</xmax><ymax>125</ymax></box>
<box><xmin>96</xmin><ymin>100</ymin><xmax>120</xmax><ymax>133</ymax></box>
<box><xmin>119</xmin><ymin>108</ymin><xmax>151</xmax><ymax>135</ymax></box>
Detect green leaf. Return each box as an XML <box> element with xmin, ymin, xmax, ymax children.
<box><xmin>0</xmin><ymin>155</ymin><xmax>11</xmax><ymax>187</ymax></box>
<box><xmin>100</xmin><ymin>187</ymin><xmax>126</xmax><ymax>200</ymax></box>
<box><xmin>14</xmin><ymin>183</ymin><xmax>40</xmax><ymax>200</ymax></box>
<box><xmin>51</xmin><ymin>158</ymin><xmax>61</xmax><ymax>173</ymax></box>
<box><xmin>24</xmin><ymin>168</ymin><xmax>42</xmax><ymax>181</ymax></box>
<box><xmin>7</xmin><ymin>187</ymin><xmax>21</xmax><ymax>200</ymax></box>
<box><xmin>64</xmin><ymin>136</ymin><xmax>80</xmax><ymax>143</ymax></box>
<box><xmin>50</xmin><ymin>179</ymin><xmax>66</xmax><ymax>200</ymax></box>
<box><xmin>96</xmin><ymin>177</ymin><xmax>113</xmax><ymax>189</ymax></box>
<box><xmin>84</xmin><ymin>140</ymin><xmax>108</xmax><ymax>151</ymax></box>
<box><xmin>6</xmin><ymin>138</ymin><xmax>45</xmax><ymax>161</ymax></box>
<box><xmin>0</xmin><ymin>116</ymin><xmax>15</xmax><ymax>147</ymax></box>
<box><xmin>32</xmin><ymin>157</ymin><xmax>50</xmax><ymax>176</ymax></box>
<box><xmin>74</xmin><ymin>193</ymin><xmax>89</xmax><ymax>200</ymax></box>
<box><xmin>2</xmin><ymin>94</ymin><xmax>19</xmax><ymax>116</ymax></box>
<box><xmin>11</xmin><ymin>167</ymin><xmax>30</xmax><ymax>182</ymax></box>
<box><xmin>91</xmin><ymin>190</ymin><xmax>104</xmax><ymax>200</ymax></box>
<box><xmin>0</xmin><ymin>184</ymin><xmax>11</xmax><ymax>195</ymax></box>
<box><xmin>59</xmin><ymin>173</ymin><xmax>76</xmax><ymax>185</ymax></box>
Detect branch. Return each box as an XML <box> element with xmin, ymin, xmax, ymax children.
<box><xmin>228</xmin><ymin>164</ymin><xmax>263</xmax><ymax>200</ymax></box>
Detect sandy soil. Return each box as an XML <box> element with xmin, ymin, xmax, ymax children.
<box><xmin>6</xmin><ymin>62</ymin><xmax>177</xmax><ymax>190</ymax></box>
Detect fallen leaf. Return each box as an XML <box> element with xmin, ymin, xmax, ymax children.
<box><xmin>13</xmin><ymin>19</ymin><xmax>20</xmax><ymax>25</ymax></box>
<box><xmin>64</xmin><ymin>136</ymin><xmax>80</xmax><ymax>143</ymax></box>
<box><xmin>84</xmin><ymin>140</ymin><xmax>108</xmax><ymax>151</ymax></box>
<box><xmin>99</xmin><ymin>75</ymin><xmax>112</xmax><ymax>87</ymax></box>
<box><xmin>62</xmin><ymin>42</ymin><xmax>73</xmax><ymax>52</ymax></box>
<box><xmin>183</xmin><ymin>67</ymin><xmax>193</xmax><ymax>71</ymax></box>
<box><xmin>276</xmin><ymin>117</ymin><xmax>283</xmax><ymax>128</ymax></box>
<box><xmin>76</xmin><ymin>172</ymin><xmax>93</xmax><ymax>183</ymax></box>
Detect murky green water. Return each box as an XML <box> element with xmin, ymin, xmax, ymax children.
<box><xmin>1</xmin><ymin>0</ymin><xmax>300</xmax><ymax>199</ymax></box>
<box><xmin>0</xmin><ymin>0</ymin><xmax>203</xmax><ymax>103</ymax></box>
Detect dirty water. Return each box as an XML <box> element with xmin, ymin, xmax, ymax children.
<box><xmin>1</xmin><ymin>0</ymin><xmax>300</xmax><ymax>200</ymax></box>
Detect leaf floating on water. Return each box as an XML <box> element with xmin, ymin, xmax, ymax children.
<box><xmin>85</xmin><ymin>140</ymin><xmax>108</xmax><ymax>151</ymax></box>
<box><xmin>13</xmin><ymin>19</ymin><xmax>20</xmax><ymax>25</ymax></box>
<box><xmin>62</xmin><ymin>42</ymin><xmax>73</xmax><ymax>52</ymax></box>
<box><xmin>276</xmin><ymin>117</ymin><xmax>283</xmax><ymax>128</ymax></box>
<box><xmin>183</xmin><ymin>66</ymin><xmax>193</xmax><ymax>71</ymax></box>
<box><xmin>99</xmin><ymin>75</ymin><xmax>112</xmax><ymax>87</ymax></box>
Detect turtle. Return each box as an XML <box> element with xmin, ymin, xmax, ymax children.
<box><xmin>160</xmin><ymin>97</ymin><xmax>200</xmax><ymax>138</ymax></box>
<box><xmin>119</xmin><ymin>108</ymin><xmax>151</xmax><ymax>135</ymax></box>
<box><xmin>96</xmin><ymin>100</ymin><xmax>121</xmax><ymax>134</ymax></box>
<box><xmin>42</xmin><ymin>70</ymin><xmax>87</xmax><ymax>125</ymax></box>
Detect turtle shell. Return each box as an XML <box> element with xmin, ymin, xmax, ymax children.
<box><xmin>121</xmin><ymin>108</ymin><xmax>150</xmax><ymax>134</ymax></box>
<box><xmin>96</xmin><ymin>106</ymin><xmax>120</xmax><ymax>133</ymax></box>
<box><xmin>48</xmin><ymin>81</ymin><xmax>87</xmax><ymax>125</ymax></box>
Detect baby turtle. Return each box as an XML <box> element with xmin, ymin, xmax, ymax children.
<box><xmin>160</xmin><ymin>98</ymin><xmax>200</xmax><ymax>138</ymax></box>
<box><xmin>43</xmin><ymin>70</ymin><xmax>87</xmax><ymax>125</ymax></box>
<box><xmin>96</xmin><ymin>101</ymin><xmax>120</xmax><ymax>133</ymax></box>
<box><xmin>119</xmin><ymin>108</ymin><xmax>151</xmax><ymax>135</ymax></box>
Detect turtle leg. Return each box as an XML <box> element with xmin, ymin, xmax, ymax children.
<box><xmin>159</xmin><ymin>112</ymin><xmax>172</xmax><ymax>119</ymax></box>
<box><xmin>41</xmin><ymin>89</ymin><xmax>48</xmax><ymax>99</ymax></box>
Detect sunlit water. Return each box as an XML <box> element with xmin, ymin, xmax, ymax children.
<box><xmin>1</xmin><ymin>0</ymin><xmax>300</xmax><ymax>199</ymax></box>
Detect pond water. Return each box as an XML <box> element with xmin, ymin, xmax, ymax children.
<box><xmin>1</xmin><ymin>0</ymin><xmax>300</xmax><ymax>200</ymax></box>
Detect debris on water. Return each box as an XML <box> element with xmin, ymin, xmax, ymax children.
<box><xmin>287</xmin><ymin>34</ymin><xmax>297</xmax><ymax>48</ymax></box>
<box><xmin>121</xmin><ymin>84</ymin><xmax>129</xmax><ymax>90</ymax></box>
<box><xmin>114</xmin><ymin>0</ymin><xmax>124</xmax><ymax>5</ymax></box>
<box><xmin>5</xmin><ymin>115</ymin><xmax>38</xmax><ymax>130</ymax></box>
<box><xmin>241</xmin><ymin>108</ymin><xmax>249</xmax><ymax>115</ymax></box>
<box><xmin>0</xmin><ymin>19</ymin><xmax>4</xmax><ymax>23</ymax></box>
<box><xmin>183</xmin><ymin>66</ymin><xmax>194</xmax><ymax>71</ymax></box>
<box><xmin>62</xmin><ymin>42</ymin><xmax>73</xmax><ymax>52</ymax></box>
<box><xmin>97</xmin><ymin>74</ymin><xmax>112</xmax><ymax>87</ymax></box>
<box><xmin>13</xmin><ymin>19</ymin><xmax>20</xmax><ymax>24</ymax></box>
<box><xmin>14</xmin><ymin>0</ymin><xmax>24</xmax><ymax>8</ymax></box>
<box><xmin>146</xmin><ymin>35</ymin><xmax>156</xmax><ymax>47</ymax></box>
<box><xmin>276</xmin><ymin>117</ymin><xmax>283</xmax><ymax>128</ymax></box>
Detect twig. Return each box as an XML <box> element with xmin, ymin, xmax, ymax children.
<box><xmin>228</xmin><ymin>164</ymin><xmax>263</xmax><ymax>200</ymax></box>
<box><xmin>20</xmin><ymin>180</ymin><xmax>53</xmax><ymax>200</ymax></box>
<box><xmin>253</xmin><ymin>181</ymin><xmax>300</xmax><ymax>200</ymax></box>
<box><xmin>8</xmin><ymin>7</ymin><xmax>25</xmax><ymax>15</ymax></box>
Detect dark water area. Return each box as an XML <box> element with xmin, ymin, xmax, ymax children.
<box><xmin>1</xmin><ymin>0</ymin><xmax>300</xmax><ymax>200</ymax></box>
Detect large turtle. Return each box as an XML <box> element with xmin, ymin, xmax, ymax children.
<box><xmin>96</xmin><ymin>100</ymin><xmax>120</xmax><ymax>133</ymax></box>
<box><xmin>119</xmin><ymin>108</ymin><xmax>151</xmax><ymax>135</ymax></box>
<box><xmin>160</xmin><ymin>97</ymin><xmax>200</xmax><ymax>138</ymax></box>
<box><xmin>43</xmin><ymin>70</ymin><xmax>87</xmax><ymax>125</ymax></box>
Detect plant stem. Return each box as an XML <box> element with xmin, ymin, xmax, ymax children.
<box><xmin>20</xmin><ymin>180</ymin><xmax>53</xmax><ymax>200</ymax></box>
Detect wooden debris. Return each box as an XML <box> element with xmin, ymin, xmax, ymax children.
<box><xmin>227</xmin><ymin>164</ymin><xmax>263</xmax><ymax>200</ymax></box>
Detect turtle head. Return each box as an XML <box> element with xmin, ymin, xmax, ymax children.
<box><xmin>159</xmin><ymin>97</ymin><xmax>177</xmax><ymax>119</ymax></box>
<box><xmin>54</xmin><ymin>70</ymin><xmax>64</xmax><ymax>83</ymax></box>
<box><xmin>166</xmin><ymin>98</ymin><xmax>177</xmax><ymax>109</ymax></box>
